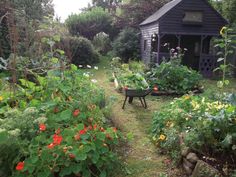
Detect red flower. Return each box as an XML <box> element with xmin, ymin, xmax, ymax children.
<box><xmin>100</xmin><ymin>127</ymin><xmax>105</xmax><ymax>132</ymax></box>
<box><xmin>69</xmin><ymin>153</ymin><xmax>75</xmax><ymax>159</ymax></box>
<box><xmin>106</xmin><ymin>134</ymin><xmax>112</xmax><ymax>140</ymax></box>
<box><xmin>53</xmin><ymin>134</ymin><xmax>63</xmax><ymax>145</ymax></box>
<box><xmin>39</xmin><ymin>124</ymin><xmax>46</xmax><ymax>131</ymax></box>
<box><xmin>153</xmin><ymin>85</ymin><xmax>158</xmax><ymax>92</ymax></box>
<box><xmin>16</xmin><ymin>161</ymin><xmax>24</xmax><ymax>171</ymax></box>
<box><xmin>93</xmin><ymin>124</ymin><xmax>97</xmax><ymax>130</ymax></box>
<box><xmin>113</xmin><ymin>127</ymin><xmax>117</xmax><ymax>133</ymax></box>
<box><xmin>47</xmin><ymin>143</ymin><xmax>55</xmax><ymax>149</ymax></box>
<box><xmin>79</xmin><ymin>129</ymin><xmax>86</xmax><ymax>135</ymax></box>
<box><xmin>73</xmin><ymin>109</ymin><xmax>80</xmax><ymax>117</ymax></box>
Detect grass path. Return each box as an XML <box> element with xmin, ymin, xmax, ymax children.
<box><xmin>90</xmin><ymin>59</ymin><xmax>183</xmax><ymax>177</ymax></box>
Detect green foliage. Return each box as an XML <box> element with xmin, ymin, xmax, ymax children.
<box><xmin>146</xmin><ymin>61</ymin><xmax>202</xmax><ymax>94</ymax></box>
<box><xmin>209</xmin><ymin>0</ymin><xmax>236</xmax><ymax>25</ymax></box>
<box><xmin>116</xmin><ymin>0</ymin><xmax>169</xmax><ymax>27</ymax></box>
<box><xmin>112</xmin><ymin>28</ymin><xmax>140</xmax><ymax>62</ymax></box>
<box><xmin>66</xmin><ymin>7</ymin><xmax>113</xmax><ymax>40</ymax></box>
<box><xmin>93</xmin><ymin>32</ymin><xmax>111</xmax><ymax>55</ymax></box>
<box><xmin>152</xmin><ymin>95</ymin><xmax>236</xmax><ymax>169</ymax></box>
<box><xmin>0</xmin><ymin>65</ymin><xmax>121</xmax><ymax>177</ymax></box>
<box><xmin>112</xmin><ymin>60</ymin><xmax>148</xmax><ymax>90</ymax></box>
<box><xmin>214</xmin><ymin>26</ymin><xmax>236</xmax><ymax>88</ymax></box>
<box><xmin>60</xmin><ymin>36</ymin><xmax>99</xmax><ymax>66</ymax></box>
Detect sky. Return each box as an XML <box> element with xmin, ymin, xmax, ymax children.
<box><xmin>53</xmin><ymin>0</ymin><xmax>92</xmax><ymax>21</ymax></box>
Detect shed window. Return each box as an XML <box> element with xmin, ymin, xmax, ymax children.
<box><xmin>144</xmin><ymin>40</ymin><xmax>147</xmax><ymax>51</ymax></box>
<box><xmin>183</xmin><ymin>11</ymin><xmax>203</xmax><ymax>24</ymax></box>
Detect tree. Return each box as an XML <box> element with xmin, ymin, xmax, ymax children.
<box><xmin>222</xmin><ymin>0</ymin><xmax>236</xmax><ymax>24</ymax></box>
<box><xmin>112</xmin><ymin>28</ymin><xmax>140</xmax><ymax>62</ymax></box>
<box><xmin>10</xmin><ymin>0</ymin><xmax>54</xmax><ymax>20</ymax></box>
<box><xmin>92</xmin><ymin>0</ymin><xmax>122</xmax><ymax>13</ymax></box>
<box><xmin>209</xmin><ymin>0</ymin><xmax>236</xmax><ymax>25</ymax></box>
<box><xmin>66</xmin><ymin>7</ymin><xmax>113</xmax><ymax>40</ymax></box>
<box><xmin>115</xmin><ymin>0</ymin><xmax>170</xmax><ymax>28</ymax></box>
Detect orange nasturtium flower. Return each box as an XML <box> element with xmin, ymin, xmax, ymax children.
<box><xmin>53</xmin><ymin>134</ymin><xmax>63</xmax><ymax>145</ymax></box>
<box><xmin>47</xmin><ymin>143</ymin><xmax>55</xmax><ymax>149</ymax></box>
<box><xmin>39</xmin><ymin>124</ymin><xmax>46</xmax><ymax>131</ymax></box>
<box><xmin>159</xmin><ymin>134</ymin><xmax>166</xmax><ymax>141</ymax></box>
<box><xmin>16</xmin><ymin>161</ymin><xmax>24</xmax><ymax>171</ymax></box>
<box><xmin>153</xmin><ymin>85</ymin><xmax>158</xmax><ymax>92</ymax></box>
<box><xmin>183</xmin><ymin>95</ymin><xmax>190</xmax><ymax>100</ymax></box>
<box><xmin>113</xmin><ymin>127</ymin><xmax>117</xmax><ymax>133</ymax></box>
<box><xmin>73</xmin><ymin>109</ymin><xmax>80</xmax><ymax>117</ymax></box>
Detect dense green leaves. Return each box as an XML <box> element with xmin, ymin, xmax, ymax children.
<box><xmin>152</xmin><ymin>94</ymin><xmax>236</xmax><ymax>169</ymax></box>
<box><xmin>66</xmin><ymin>7</ymin><xmax>113</xmax><ymax>40</ymax></box>
<box><xmin>60</xmin><ymin>36</ymin><xmax>99</xmax><ymax>66</ymax></box>
<box><xmin>112</xmin><ymin>28</ymin><xmax>140</xmax><ymax>62</ymax></box>
<box><xmin>146</xmin><ymin>61</ymin><xmax>202</xmax><ymax>94</ymax></box>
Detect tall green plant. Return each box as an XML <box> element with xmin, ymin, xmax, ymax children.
<box><xmin>214</xmin><ymin>26</ymin><xmax>236</xmax><ymax>88</ymax></box>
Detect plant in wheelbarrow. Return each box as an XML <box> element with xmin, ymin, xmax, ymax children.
<box><xmin>117</xmin><ymin>72</ymin><xmax>151</xmax><ymax>109</ymax></box>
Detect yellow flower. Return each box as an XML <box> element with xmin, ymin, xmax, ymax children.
<box><xmin>220</xmin><ymin>26</ymin><xmax>227</xmax><ymax>36</ymax></box>
<box><xmin>0</xmin><ymin>96</ymin><xmax>3</xmax><ymax>101</ymax></box>
<box><xmin>159</xmin><ymin>134</ymin><xmax>166</xmax><ymax>141</ymax></box>
<box><xmin>166</xmin><ymin>121</ymin><xmax>174</xmax><ymax>128</ymax></box>
<box><xmin>191</xmin><ymin>100</ymin><xmax>200</xmax><ymax>110</ymax></box>
<box><xmin>183</xmin><ymin>95</ymin><xmax>190</xmax><ymax>100</ymax></box>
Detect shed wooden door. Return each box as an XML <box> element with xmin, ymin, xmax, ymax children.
<box><xmin>181</xmin><ymin>35</ymin><xmax>201</xmax><ymax>71</ymax></box>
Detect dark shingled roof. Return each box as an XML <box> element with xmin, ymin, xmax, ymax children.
<box><xmin>140</xmin><ymin>0</ymin><xmax>182</xmax><ymax>26</ymax></box>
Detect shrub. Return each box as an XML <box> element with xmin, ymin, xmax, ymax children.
<box><xmin>93</xmin><ymin>32</ymin><xmax>111</xmax><ymax>55</ymax></box>
<box><xmin>112</xmin><ymin>28</ymin><xmax>140</xmax><ymax>62</ymax></box>
<box><xmin>152</xmin><ymin>95</ymin><xmax>236</xmax><ymax>173</ymax></box>
<box><xmin>146</xmin><ymin>61</ymin><xmax>202</xmax><ymax>94</ymax></box>
<box><xmin>0</xmin><ymin>65</ymin><xmax>121</xmax><ymax>177</ymax></box>
<box><xmin>60</xmin><ymin>36</ymin><xmax>99</xmax><ymax>66</ymax></box>
<box><xmin>66</xmin><ymin>7</ymin><xmax>113</xmax><ymax>40</ymax></box>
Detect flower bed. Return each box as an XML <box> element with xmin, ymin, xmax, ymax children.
<box><xmin>146</xmin><ymin>61</ymin><xmax>203</xmax><ymax>95</ymax></box>
<box><xmin>0</xmin><ymin>65</ymin><xmax>120</xmax><ymax>177</ymax></box>
<box><xmin>152</xmin><ymin>94</ymin><xmax>236</xmax><ymax>175</ymax></box>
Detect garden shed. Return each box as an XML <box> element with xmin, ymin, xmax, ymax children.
<box><xmin>140</xmin><ymin>0</ymin><xmax>228</xmax><ymax>77</ymax></box>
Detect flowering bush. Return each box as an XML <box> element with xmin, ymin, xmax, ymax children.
<box><xmin>0</xmin><ymin>65</ymin><xmax>121</xmax><ymax>177</ymax></box>
<box><xmin>146</xmin><ymin>61</ymin><xmax>202</xmax><ymax>94</ymax></box>
<box><xmin>152</xmin><ymin>95</ymin><xmax>236</xmax><ymax>173</ymax></box>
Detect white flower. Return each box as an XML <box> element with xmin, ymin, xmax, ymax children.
<box><xmin>94</xmin><ymin>66</ymin><xmax>98</xmax><ymax>70</ymax></box>
<box><xmin>176</xmin><ymin>46</ymin><xmax>181</xmax><ymax>50</ymax></box>
<box><xmin>184</xmin><ymin>48</ymin><xmax>188</xmax><ymax>51</ymax></box>
<box><xmin>91</xmin><ymin>79</ymin><xmax>98</xmax><ymax>83</ymax></box>
<box><xmin>170</xmin><ymin>48</ymin><xmax>175</xmax><ymax>52</ymax></box>
<box><xmin>83</xmin><ymin>73</ymin><xmax>90</xmax><ymax>77</ymax></box>
<box><xmin>87</xmin><ymin>65</ymin><xmax>92</xmax><ymax>68</ymax></box>
<box><xmin>163</xmin><ymin>43</ymin><xmax>168</xmax><ymax>47</ymax></box>
<box><xmin>78</xmin><ymin>65</ymin><xmax>83</xmax><ymax>68</ymax></box>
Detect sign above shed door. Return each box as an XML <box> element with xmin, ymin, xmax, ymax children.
<box><xmin>183</xmin><ymin>11</ymin><xmax>203</xmax><ymax>24</ymax></box>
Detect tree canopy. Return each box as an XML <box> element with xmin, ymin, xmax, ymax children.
<box><xmin>66</xmin><ymin>7</ymin><xmax>113</xmax><ymax>40</ymax></box>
